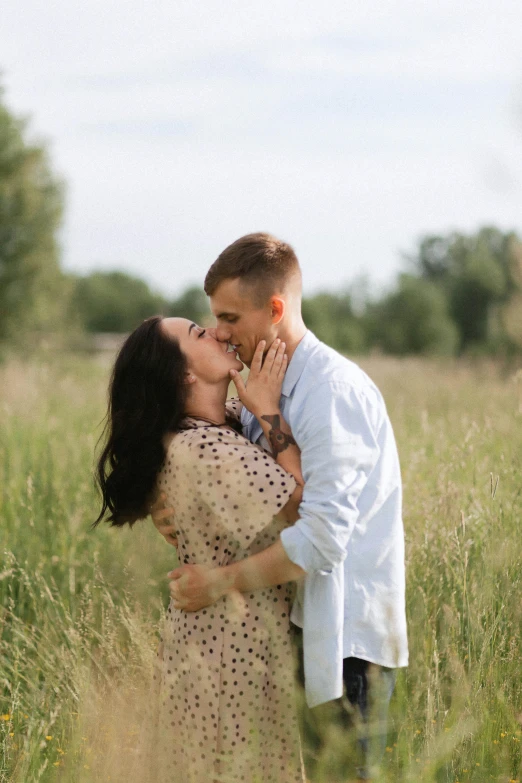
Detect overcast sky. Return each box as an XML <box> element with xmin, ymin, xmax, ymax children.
<box><xmin>1</xmin><ymin>1</ymin><xmax>521</xmax><ymax>297</ymax></box>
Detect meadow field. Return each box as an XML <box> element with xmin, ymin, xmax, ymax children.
<box><xmin>1</xmin><ymin>353</ymin><xmax>521</xmax><ymax>783</ymax></box>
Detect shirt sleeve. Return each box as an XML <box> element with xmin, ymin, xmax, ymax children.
<box><xmin>184</xmin><ymin>427</ymin><xmax>297</xmax><ymax>550</ymax></box>
<box><xmin>280</xmin><ymin>381</ymin><xmax>382</xmax><ymax>574</ymax></box>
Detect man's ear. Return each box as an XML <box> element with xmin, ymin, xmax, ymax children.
<box><xmin>270</xmin><ymin>296</ymin><xmax>285</xmax><ymax>325</ymax></box>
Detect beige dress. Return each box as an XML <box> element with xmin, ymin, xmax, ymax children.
<box><xmin>155</xmin><ymin>402</ymin><xmax>305</xmax><ymax>783</ymax></box>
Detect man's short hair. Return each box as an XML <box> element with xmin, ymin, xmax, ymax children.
<box><xmin>204</xmin><ymin>232</ymin><xmax>301</xmax><ymax>306</ymax></box>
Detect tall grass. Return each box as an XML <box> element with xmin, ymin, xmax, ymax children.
<box><xmin>1</xmin><ymin>355</ymin><xmax>521</xmax><ymax>782</ymax></box>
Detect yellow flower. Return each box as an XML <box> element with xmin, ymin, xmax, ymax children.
<box><xmin>45</xmin><ymin>735</ymin><xmax>53</xmax><ymax>741</ymax></box>
<box><xmin>385</xmin><ymin>746</ymin><xmax>393</xmax><ymax>753</ymax></box>
<box><xmin>1</xmin><ymin>714</ymin><xmax>10</xmax><ymax>721</ymax></box>
<box><xmin>9</xmin><ymin>732</ymin><xmax>14</xmax><ymax>738</ymax></box>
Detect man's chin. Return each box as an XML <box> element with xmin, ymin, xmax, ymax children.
<box><xmin>236</xmin><ymin>348</ymin><xmax>253</xmax><ymax>367</ymax></box>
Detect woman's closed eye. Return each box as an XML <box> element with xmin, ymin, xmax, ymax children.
<box><xmin>198</xmin><ymin>329</ymin><xmax>206</xmax><ymax>339</ymax></box>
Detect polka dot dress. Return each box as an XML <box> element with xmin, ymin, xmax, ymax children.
<box><xmin>154</xmin><ymin>403</ymin><xmax>305</xmax><ymax>782</ymax></box>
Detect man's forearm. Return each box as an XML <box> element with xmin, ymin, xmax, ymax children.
<box><xmin>221</xmin><ymin>539</ymin><xmax>306</xmax><ymax>593</ymax></box>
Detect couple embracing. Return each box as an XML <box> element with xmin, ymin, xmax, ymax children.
<box><xmin>95</xmin><ymin>232</ymin><xmax>408</xmax><ymax>782</ymax></box>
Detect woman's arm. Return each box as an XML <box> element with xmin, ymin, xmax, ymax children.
<box><xmin>230</xmin><ymin>338</ymin><xmax>304</xmax><ymax>488</ymax></box>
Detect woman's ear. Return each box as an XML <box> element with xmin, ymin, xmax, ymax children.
<box><xmin>270</xmin><ymin>296</ymin><xmax>285</xmax><ymax>325</ymax></box>
<box><xmin>184</xmin><ymin>372</ymin><xmax>197</xmax><ymax>385</ymax></box>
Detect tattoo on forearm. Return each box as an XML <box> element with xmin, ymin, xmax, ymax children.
<box><xmin>260</xmin><ymin>414</ymin><xmax>297</xmax><ymax>455</ymax></box>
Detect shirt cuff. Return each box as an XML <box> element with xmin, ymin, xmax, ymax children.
<box><xmin>280</xmin><ymin>525</ymin><xmax>334</xmax><ymax>575</ymax></box>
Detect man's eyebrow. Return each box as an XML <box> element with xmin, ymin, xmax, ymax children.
<box><xmin>215</xmin><ymin>312</ymin><xmax>236</xmax><ymax>319</ymax></box>
<box><xmin>188</xmin><ymin>322</ymin><xmax>196</xmax><ymax>335</ymax></box>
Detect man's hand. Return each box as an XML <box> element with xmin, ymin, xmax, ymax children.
<box><xmin>150</xmin><ymin>492</ymin><xmax>178</xmax><ymax>547</ymax></box>
<box><xmin>168</xmin><ymin>564</ymin><xmax>234</xmax><ymax>612</ymax></box>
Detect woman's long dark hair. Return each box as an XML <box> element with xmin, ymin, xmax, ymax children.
<box><xmin>93</xmin><ymin>316</ymin><xmax>188</xmax><ymax>528</ymax></box>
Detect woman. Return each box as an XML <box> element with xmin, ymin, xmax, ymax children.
<box><xmin>94</xmin><ymin>316</ymin><xmax>305</xmax><ymax>783</ymax></box>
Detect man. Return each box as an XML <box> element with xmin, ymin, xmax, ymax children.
<box><xmin>155</xmin><ymin>232</ymin><xmax>408</xmax><ymax>780</ymax></box>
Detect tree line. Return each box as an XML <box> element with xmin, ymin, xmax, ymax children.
<box><xmin>1</xmin><ymin>84</ymin><xmax>521</xmax><ymax>357</ymax></box>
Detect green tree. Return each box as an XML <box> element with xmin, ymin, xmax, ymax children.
<box><xmin>167</xmin><ymin>285</ymin><xmax>211</xmax><ymax>325</ymax></box>
<box><xmin>371</xmin><ymin>275</ymin><xmax>459</xmax><ymax>356</ymax></box>
<box><xmin>408</xmin><ymin>227</ymin><xmax>521</xmax><ymax>351</ymax></box>
<box><xmin>0</xmin><ymin>85</ymin><xmax>64</xmax><ymax>341</ymax></box>
<box><xmin>302</xmin><ymin>291</ymin><xmax>367</xmax><ymax>354</ymax></box>
<box><xmin>71</xmin><ymin>271</ymin><xmax>167</xmax><ymax>332</ymax></box>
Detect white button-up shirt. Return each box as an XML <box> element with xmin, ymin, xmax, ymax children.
<box><xmin>241</xmin><ymin>330</ymin><xmax>408</xmax><ymax>708</ymax></box>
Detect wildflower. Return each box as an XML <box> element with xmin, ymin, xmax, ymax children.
<box><xmin>45</xmin><ymin>735</ymin><xmax>53</xmax><ymax>740</ymax></box>
<box><xmin>9</xmin><ymin>732</ymin><xmax>14</xmax><ymax>738</ymax></box>
<box><xmin>385</xmin><ymin>746</ymin><xmax>393</xmax><ymax>753</ymax></box>
<box><xmin>1</xmin><ymin>714</ymin><xmax>10</xmax><ymax>721</ymax></box>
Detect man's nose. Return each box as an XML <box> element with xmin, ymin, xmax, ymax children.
<box><xmin>215</xmin><ymin>324</ymin><xmax>230</xmax><ymax>342</ymax></box>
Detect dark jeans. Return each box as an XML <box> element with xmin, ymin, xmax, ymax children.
<box><xmin>292</xmin><ymin>626</ymin><xmax>396</xmax><ymax>780</ymax></box>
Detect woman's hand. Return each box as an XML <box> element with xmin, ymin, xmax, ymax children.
<box><xmin>229</xmin><ymin>338</ymin><xmax>287</xmax><ymax>417</ymax></box>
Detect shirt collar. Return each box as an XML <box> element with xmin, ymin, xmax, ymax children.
<box><xmin>282</xmin><ymin>330</ymin><xmax>320</xmax><ymax>398</ymax></box>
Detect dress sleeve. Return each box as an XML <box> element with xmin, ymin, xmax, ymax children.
<box><xmin>182</xmin><ymin>427</ymin><xmax>296</xmax><ymax>550</ymax></box>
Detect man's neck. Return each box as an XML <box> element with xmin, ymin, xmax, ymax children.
<box><xmin>278</xmin><ymin>318</ymin><xmax>307</xmax><ymax>363</ymax></box>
